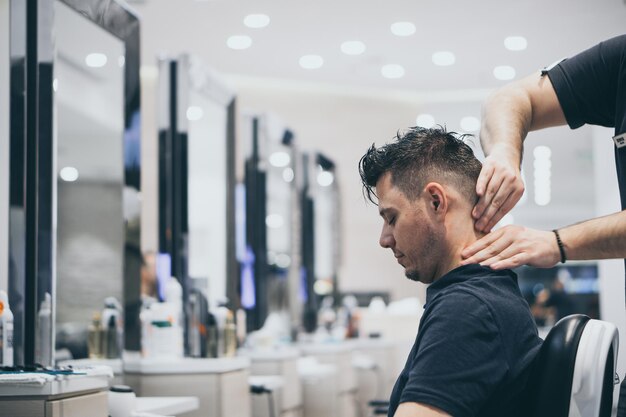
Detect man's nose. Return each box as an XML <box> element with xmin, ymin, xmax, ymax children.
<box><xmin>379</xmin><ymin>226</ymin><xmax>395</xmax><ymax>249</ymax></box>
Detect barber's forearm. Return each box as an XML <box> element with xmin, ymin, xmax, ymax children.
<box><xmin>559</xmin><ymin>210</ymin><xmax>626</xmax><ymax>261</ymax></box>
<box><xmin>479</xmin><ymin>83</ymin><xmax>530</xmax><ymax>163</ymax></box>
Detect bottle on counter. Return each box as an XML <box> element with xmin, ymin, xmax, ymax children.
<box><xmin>102</xmin><ymin>297</ymin><xmax>123</xmax><ymax>359</ymax></box>
<box><xmin>88</xmin><ymin>311</ymin><xmax>104</xmax><ymax>359</ymax></box>
<box><xmin>36</xmin><ymin>293</ymin><xmax>52</xmax><ymax>366</ymax></box>
<box><xmin>0</xmin><ymin>290</ymin><xmax>14</xmax><ymax>366</ymax></box>
<box><xmin>206</xmin><ymin>310</ymin><xmax>218</xmax><ymax>358</ymax></box>
<box><xmin>223</xmin><ymin>309</ymin><xmax>237</xmax><ymax>357</ymax></box>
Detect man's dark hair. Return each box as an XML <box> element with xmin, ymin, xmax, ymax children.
<box><xmin>358</xmin><ymin>126</ymin><xmax>482</xmax><ymax>205</ymax></box>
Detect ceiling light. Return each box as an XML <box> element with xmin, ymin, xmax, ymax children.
<box><xmin>186</xmin><ymin>106</ymin><xmax>204</xmax><ymax>121</ymax></box>
<box><xmin>118</xmin><ymin>56</ymin><xmax>125</xmax><ymax>67</ymax></box>
<box><xmin>341</xmin><ymin>40</ymin><xmax>366</xmax><ymax>56</ymax></box>
<box><xmin>504</xmin><ymin>36</ymin><xmax>528</xmax><ymax>51</ymax></box>
<box><xmin>266</xmin><ymin>214</ymin><xmax>284</xmax><ymax>228</ymax></box>
<box><xmin>390</xmin><ymin>21</ymin><xmax>416</xmax><ymax>37</ymax></box>
<box><xmin>227</xmin><ymin>35</ymin><xmax>252</xmax><ymax>50</ymax></box>
<box><xmin>317</xmin><ymin>171</ymin><xmax>334</xmax><ymax>187</ymax></box>
<box><xmin>416</xmin><ymin>114</ymin><xmax>435</xmax><ymax>128</ymax></box>
<box><xmin>432</xmin><ymin>51</ymin><xmax>455</xmax><ymax>66</ymax></box>
<box><xmin>493</xmin><ymin>65</ymin><xmax>516</xmax><ymax>80</ymax></box>
<box><xmin>460</xmin><ymin>116</ymin><xmax>480</xmax><ymax>132</ymax></box>
<box><xmin>53</xmin><ymin>78</ymin><xmax>58</xmax><ymax>92</ymax></box>
<box><xmin>269</xmin><ymin>151</ymin><xmax>291</xmax><ymax>167</ymax></box>
<box><xmin>244</xmin><ymin>14</ymin><xmax>270</xmax><ymax>28</ymax></box>
<box><xmin>85</xmin><ymin>53</ymin><xmax>107</xmax><ymax>68</ymax></box>
<box><xmin>381</xmin><ymin>64</ymin><xmax>405</xmax><ymax>79</ymax></box>
<box><xmin>282</xmin><ymin>167</ymin><xmax>295</xmax><ymax>182</ymax></box>
<box><xmin>276</xmin><ymin>254</ymin><xmax>291</xmax><ymax>268</ymax></box>
<box><xmin>299</xmin><ymin>55</ymin><xmax>323</xmax><ymax>69</ymax></box>
<box><xmin>59</xmin><ymin>166</ymin><xmax>79</xmax><ymax>182</ymax></box>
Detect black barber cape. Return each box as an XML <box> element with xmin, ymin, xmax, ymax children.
<box><xmin>387</xmin><ymin>264</ymin><xmax>542</xmax><ymax>417</ymax></box>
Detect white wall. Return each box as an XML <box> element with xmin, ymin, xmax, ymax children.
<box><xmin>0</xmin><ymin>0</ymin><xmax>9</xmax><ymax>294</ymax></box>
<box><xmin>593</xmin><ymin>126</ymin><xmax>626</xmax><ymax>396</ymax></box>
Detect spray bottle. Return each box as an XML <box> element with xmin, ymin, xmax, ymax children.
<box><xmin>0</xmin><ymin>290</ymin><xmax>14</xmax><ymax>366</ymax></box>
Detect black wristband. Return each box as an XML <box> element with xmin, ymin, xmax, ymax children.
<box><xmin>552</xmin><ymin>229</ymin><xmax>567</xmax><ymax>264</ymax></box>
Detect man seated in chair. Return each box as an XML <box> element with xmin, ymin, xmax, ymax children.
<box><xmin>358</xmin><ymin>126</ymin><xmax>542</xmax><ymax>417</ymax></box>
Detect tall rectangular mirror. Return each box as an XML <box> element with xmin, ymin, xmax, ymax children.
<box><xmin>158</xmin><ymin>54</ymin><xmax>236</xmax><ymax>355</ymax></box>
<box><xmin>0</xmin><ymin>0</ymin><xmax>9</xmax><ymax>295</ymax></box>
<box><xmin>50</xmin><ymin>0</ymin><xmax>141</xmax><ymax>362</ymax></box>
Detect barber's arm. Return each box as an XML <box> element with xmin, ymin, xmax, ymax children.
<box><xmin>461</xmin><ymin>210</ymin><xmax>626</xmax><ymax>270</ymax></box>
<box><xmin>394</xmin><ymin>402</ymin><xmax>451</xmax><ymax>417</ymax></box>
<box><xmin>473</xmin><ymin>72</ymin><xmax>568</xmax><ymax>232</ymax></box>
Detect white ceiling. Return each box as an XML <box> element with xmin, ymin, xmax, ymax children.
<box><xmin>131</xmin><ymin>0</ymin><xmax>626</xmax><ymax>92</ymax></box>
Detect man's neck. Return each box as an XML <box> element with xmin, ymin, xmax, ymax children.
<box><xmin>436</xmin><ymin>214</ymin><xmax>486</xmax><ymax>279</ymax></box>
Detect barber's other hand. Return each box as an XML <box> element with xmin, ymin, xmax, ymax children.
<box><xmin>461</xmin><ymin>225</ymin><xmax>560</xmax><ymax>270</ymax></box>
<box><xmin>473</xmin><ymin>153</ymin><xmax>525</xmax><ymax>232</ymax></box>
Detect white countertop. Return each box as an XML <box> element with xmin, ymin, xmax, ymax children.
<box><xmin>0</xmin><ymin>373</ymin><xmax>109</xmax><ymax>398</ymax></box>
<box><xmin>136</xmin><ymin>396</ymin><xmax>199</xmax><ymax>416</ymax></box>
<box><xmin>124</xmin><ymin>356</ymin><xmax>250</xmax><ymax>374</ymax></box>
<box><xmin>238</xmin><ymin>346</ymin><xmax>301</xmax><ymax>361</ymax></box>
<box><xmin>297</xmin><ymin>341</ymin><xmax>353</xmax><ymax>355</ymax></box>
<box><xmin>59</xmin><ymin>358</ymin><xmax>124</xmax><ymax>374</ymax></box>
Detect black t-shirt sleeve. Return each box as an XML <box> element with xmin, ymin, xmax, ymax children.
<box><xmin>547</xmin><ymin>35</ymin><xmax>626</xmax><ymax>129</ymax></box>
<box><xmin>399</xmin><ymin>291</ymin><xmax>507</xmax><ymax>417</ymax></box>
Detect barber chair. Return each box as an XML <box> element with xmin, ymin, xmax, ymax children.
<box><xmin>524</xmin><ymin>314</ymin><xmax>618</xmax><ymax>417</ymax></box>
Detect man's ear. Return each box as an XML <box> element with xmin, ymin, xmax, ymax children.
<box><xmin>424</xmin><ymin>182</ymin><xmax>448</xmax><ymax>216</ymax></box>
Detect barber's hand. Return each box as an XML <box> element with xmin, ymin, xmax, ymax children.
<box><xmin>461</xmin><ymin>225</ymin><xmax>560</xmax><ymax>270</ymax></box>
<box><xmin>473</xmin><ymin>153</ymin><xmax>525</xmax><ymax>232</ymax></box>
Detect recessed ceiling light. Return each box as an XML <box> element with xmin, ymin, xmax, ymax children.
<box><xmin>299</xmin><ymin>55</ymin><xmax>324</xmax><ymax>69</ymax></box>
<box><xmin>390</xmin><ymin>21</ymin><xmax>416</xmax><ymax>37</ymax></box>
<box><xmin>186</xmin><ymin>106</ymin><xmax>204</xmax><ymax>121</ymax></box>
<box><xmin>269</xmin><ymin>151</ymin><xmax>291</xmax><ymax>167</ymax></box>
<box><xmin>266</xmin><ymin>214</ymin><xmax>284</xmax><ymax>228</ymax></box>
<box><xmin>227</xmin><ymin>35</ymin><xmax>252</xmax><ymax>50</ymax></box>
<box><xmin>504</xmin><ymin>36</ymin><xmax>528</xmax><ymax>51</ymax></box>
<box><xmin>341</xmin><ymin>40</ymin><xmax>366</xmax><ymax>56</ymax></box>
<box><xmin>244</xmin><ymin>14</ymin><xmax>270</xmax><ymax>29</ymax></box>
<box><xmin>381</xmin><ymin>64</ymin><xmax>405</xmax><ymax>79</ymax></box>
<box><xmin>59</xmin><ymin>166</ymin><xmax>79</xmax><ymax>182</ymax></box>
<box><xmin>317</xmin><ymin>171</ymin><xmax>334</xmax><ymax>187</ymax></box>
<box><xmin>493</xmin><ymin>65</ymin><xmax>516</xmax><ymax>80</ymax></box>
<box><xmin>85</xmin><ymin>53</ymin><xmax>107</xmax><ymax>68</ymax></box>
<box><xmin>432</xmin><ymin>51</ymin><xmax>455</xmax><ymax>66</ymax></box>
<box><xmin>282</xmin><ymin>167</ymin><xmax>295</xmax><ymax>182</ymax></box>
<box><xmin>416</xmin><ymin>114</ymin><xmax>436</xmax><ymax>128</ymax></box>
<box><xmin>460</xmin><ymin>116</ymin><xmax>480</xmax><ymax>132</ymax></box>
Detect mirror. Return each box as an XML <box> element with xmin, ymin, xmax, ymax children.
<box><xmin>54</xmin><ymin>0</ymin><xmax>125</xmax><ymax>360</ymax></box>
<box><xmin>0</xmin><ymin>0</ymin><xmax>9</xmax><ymax>294</ymax></box>
<box><xmin>157</xmin><ymin>55</ymin><xmax>236</xmax><ymax>354</ymax></box>
<box><xmin>312</xmin><ymin>153</ymin><xmax>340</xmax><ymax>301</ymax></box>
<box><xmin>51</xmin><ymin>0</ymin><xmax>141</xmax><ymax>361</ymax></box>
<box><xmin>241</xmin><ymin>114</ymin><xmax>299</xmax><ymax>332</ymax></box>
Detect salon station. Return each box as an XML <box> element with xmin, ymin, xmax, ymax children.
<box><xmin>1</xmin><ymin>1</ymin><xmax>626</xmax><ymax>417</ymax></box>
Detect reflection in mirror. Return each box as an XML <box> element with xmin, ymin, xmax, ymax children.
<box><xmin>312</xmin><ymin>153</ymin><xmax>341</xmax><ymax>302</ymax></box>
<box><xmin>157</xmin><ymin>55</ymin><xmax>236</xmax><ymax>356</ymax></box>
<box><xmin>54</xmin><ymin>1</ymin><xmax>126</xmax><ymax>361</ymax></box>
<box><xmin>241</xmin><ymin>114</ymin><xmax>298</xmax><ymax>333</ymax></box>
<box><xmin>1</xmin><ymin>0</ymin><xmax>9</xmax><ymax>294</ymax></box>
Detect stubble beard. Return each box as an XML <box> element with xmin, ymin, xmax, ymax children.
<box><xmin>403</xmin><ymin>222</ymin><xmax>439</xmax><ymax>284</ymax></box>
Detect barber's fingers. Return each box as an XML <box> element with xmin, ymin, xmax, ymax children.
<box><xmin>473</xmin><ymin>164</ymin><xmax>499</xmax><ymax>220</ymax></box>
<box><xmin>461</xmin><ymin>228</ymin><xmax>511</xmax><ymax>265</ymax></box>
<box><xmin>477</xmin><ymin>185</ymin><xmax>525</xmax><ymax>233</ymax></box>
